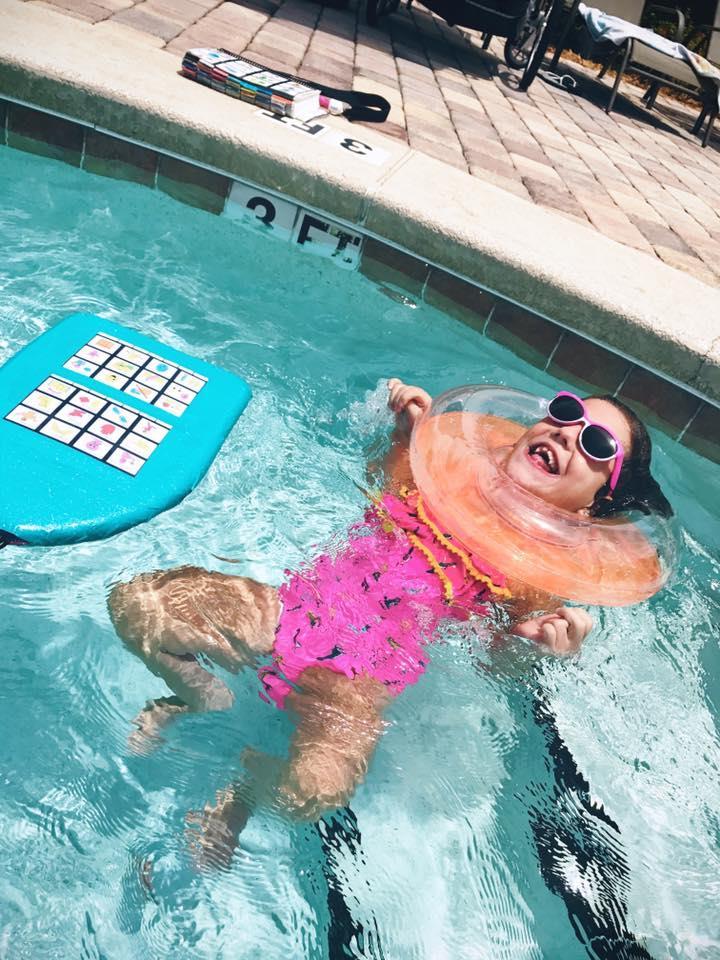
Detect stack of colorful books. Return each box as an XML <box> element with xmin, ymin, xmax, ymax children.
<box><xmin>181</xmin><ymin>48</ymin><xmax>324</xmax><ymax>121</ymax></box>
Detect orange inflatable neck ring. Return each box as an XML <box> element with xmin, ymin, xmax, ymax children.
<box><xmin>409</xmin><ymin>386</ymin><xmax>677</xmax><ymax>607</ymax></box>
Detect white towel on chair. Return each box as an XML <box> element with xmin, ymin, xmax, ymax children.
<box><xmin>578</xmin><ymin>2</ymin><xmax>720</xmax><ymax>110</ymax></box>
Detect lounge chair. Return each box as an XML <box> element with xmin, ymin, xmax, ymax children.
<box><xmin>549</xmin><ymin>0</ymin><xmax>684</xmax><ymax>75</ymax></box>
<box><xmin>550</xmin><ymin>0</ymin><xmax>720</xmax><ymax>146</ymax></box>
<box><xmin>618</xmin><ymin>10</ymin><xmax>720</xmax><ymax>146</ymax></box>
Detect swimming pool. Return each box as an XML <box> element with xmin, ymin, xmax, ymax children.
<box><xmin>1</xmin><ymin>144</ymin><xmax>719</xmax><ymax>960</ymax></box>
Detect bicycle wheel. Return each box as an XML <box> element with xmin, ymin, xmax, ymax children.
<box><xmin>504</xmin><ymin>0</ymin><xmax>549</xmax><ymax>71</ymax></box>
<box><xmin>504</xmin><ymin>35</ymin><xmax>531</xmax><ymax>69</ymax></box>
<box><xmin>367</xmin><ymin>0</ymin><xmax>400</xmax><ymax>25</ymax></box>
<box><xmin>519</xmin><ymin>0</ymin><xmax>562</xmax><ymax>90</ymax></box>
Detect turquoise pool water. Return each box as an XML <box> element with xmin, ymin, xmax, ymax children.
<box><xmin>1</xmin><ymin>145</ymin><xmax>719</xmax><ymax>960</ymax></box>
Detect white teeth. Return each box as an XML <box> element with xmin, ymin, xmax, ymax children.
<box><xmin>530</xmin><ymin>443</ymin><xmax>558</xmax><ymax>474</ymax></box>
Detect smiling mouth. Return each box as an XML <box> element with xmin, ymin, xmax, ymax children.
<box><xmin>528</xmin><ymin>442</ymin><xmax>559</xmax><ymax>475</ymax></box>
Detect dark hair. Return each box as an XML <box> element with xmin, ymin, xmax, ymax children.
<box><xmin>587</xmin><ymin>395</ymin><xmax>673</xmax><ymax>519</ymax></box>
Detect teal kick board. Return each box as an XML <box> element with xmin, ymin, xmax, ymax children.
<box><xmin>0</xmin><ymin>313</ymin><xmax>251</xmax><ymax>546</ymax></box>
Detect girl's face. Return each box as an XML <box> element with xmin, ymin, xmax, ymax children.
<box><xmin>503</xmin><ymin>398</ymin><xmax>633</xmax><ymax>513</ymax></box>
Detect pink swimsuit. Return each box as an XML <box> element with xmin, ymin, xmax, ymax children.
<box><xmin>258</xmin><ymin>491</ymin><xmax>508</xmax><ymax>709</ymax></box>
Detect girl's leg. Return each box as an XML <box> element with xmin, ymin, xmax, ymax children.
<box><xmin>187</xmin><ymin>668</ymin><xmax>390</xmax><ymax>867</ymax></box>
<box><xmin>108</xmin><ymin>566</ymin><xmax>280</xmax><ymax>747</ymax></box>
<box><xmin>279</xmin><ymin>667</ymin><xmax>391</xmax><ymax>821</ymax></box>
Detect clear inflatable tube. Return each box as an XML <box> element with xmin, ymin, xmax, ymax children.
<box><xmin>410</xmin><ymin>385</ymin><xmax>678</xmax><ymax>606</ymax></box>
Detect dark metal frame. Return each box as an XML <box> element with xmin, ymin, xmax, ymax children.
<box><xmin>550</xmin><ymin>1</ymin><xmax>718</xmax><ymax>147</ymax></box>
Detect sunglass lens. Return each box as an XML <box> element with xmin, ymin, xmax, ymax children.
<box><xmin>548</xmin><ymin>394</ymin><xmax>584</xmax><ymax>422</ymax></box>
<box><xmin>581</xmin><ymin>424</ymin><xmax>617</xmax><ymax>460</ymax></box>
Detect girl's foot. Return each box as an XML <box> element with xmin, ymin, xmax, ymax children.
<box><xmin>128</xmin><ymin>696</ymin><xmax>190</xmax><ymax>755</ymax></box>
<box><xmin>185</xmin><ymin>787</ymin><xmax>251</xmax><ymax>870</ymax></box>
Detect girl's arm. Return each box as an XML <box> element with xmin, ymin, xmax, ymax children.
<box><xmin>368</xmin><ymin>379</ymin><xmax>432</xmax><ymax>488</ymax></box>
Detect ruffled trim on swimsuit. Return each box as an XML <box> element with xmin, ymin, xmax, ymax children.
<box><xmin>375</xmin><ymin>487</ymin><xmax>511</xmax><ymax>602</ymax></box>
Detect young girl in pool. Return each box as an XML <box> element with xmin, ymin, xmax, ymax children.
<box><xmin>109</xmin><ymin>379</ymin><xmax>671</xmax><ymax>863</ymax></box>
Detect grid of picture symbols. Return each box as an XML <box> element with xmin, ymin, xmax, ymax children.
<box><xmin>4</xmin><ymin>375</ymin><xmax>172</xmax><ymax>475</ymax></box>
<box><xmin>63</xmin><ymin>333</ymin><xmax>207</xmax><ymax>417</ymax></box>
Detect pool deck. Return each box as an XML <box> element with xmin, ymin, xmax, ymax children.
<box><xmin>1</xmin><ymin>0</ymin><xmax>719</xmax><ymax>406</ymax></box>
<box><xmin>11</xmin><ymin>0</ymin><xmax>720</xmax><ymax>284</ymax></box>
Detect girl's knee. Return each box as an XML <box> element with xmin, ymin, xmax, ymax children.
<box><xmin>107</xmin><ymin>579</ymin><xmax>143</xmax><ymax>642</ymax></box>
<box><xmin>277</xmin><ymin>784</ymin><xmax>344</xmax><ymax>823</ymax></box>
<box><xmin>108</xmin><ymin>570</ymin><xmax>166</xmax><ymax>619</ymax></box>
<box><xmin>107</xmin><ymin>573</ymin><xmax>171</xmax><ymax>656</ymax></box>
<box><xmin>107</xmin><ymin>579</ymin><xmax>131</xmax><ymax>620</ymax></box>
<box><xmin>280</xmin><ymin>751</ymin><xmax>365</xmax><ymax>822</ymax></box>
<box><xmin>108</xmin><ymin>567</ymin><xmax>202</xmax><ymax>641</ymax></box>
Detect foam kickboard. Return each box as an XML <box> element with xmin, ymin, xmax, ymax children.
<box><xmin>0</xmin><ymin>313</ymin><xmax>251</xmax><ymax>546</ymax></box>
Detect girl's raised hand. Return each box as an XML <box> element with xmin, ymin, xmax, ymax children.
<box><xmin>387</xmin><ymin>379</ymin><xmax>432</xmax><ymax>429</ymax></box>
<box><xmin>513</xmin><ymin>606</ymin><xmax>594</xmax><ymax>655</ymax></box>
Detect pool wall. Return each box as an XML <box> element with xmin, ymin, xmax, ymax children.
<box><xmin>0</xmin><ymin>0</ymin><xmax>718</xmax><ymax>464</ymax></box>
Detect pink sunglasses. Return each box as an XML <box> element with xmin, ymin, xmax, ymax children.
<box><xmin>547</xmin><ymin>392</ymin><xmax>625</xmax><ymax>492</ymax></box>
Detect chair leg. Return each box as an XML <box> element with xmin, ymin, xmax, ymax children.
<box><xmin>643</xmin><ymin>81</ymin><xmax>660</xmax><ymax>110</ymax></box>
<box><xmin>702</xmin><ymin>110</ymin><xmax>717</xmax><ymax>148</ymax></box>
<box><xmin>598</xmin><ymin>43</ymin><xmax>621</xmax><ymax>80</ymax></box>
<box><xmin>606</xmin><ymin>41</ymin><xmax>631</xmax><ymax>114</ymax></box>
<box><xmin>549</xmin><ymin>43</ymin><xmax>564</xmax><ymax>70</ymax></box>
<box><xmin>691</xmin><ymin>107</ymin><xmax>707</xmax><ymax>136</ymax></box>
<box><xmin>481</xmin><ymin>32</ymin><xmax>492</xmax><ymax>50</ymax></box>
<box><xmin>550</xmin><ymin>0</ymin><xmax>582</xmax><ymax>70</ymax></box>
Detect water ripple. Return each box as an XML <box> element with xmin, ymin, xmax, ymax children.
<box><xmin>2</xmin><ymin>145</ymin><xmax>719</xmax><ymax>960</ymax></box>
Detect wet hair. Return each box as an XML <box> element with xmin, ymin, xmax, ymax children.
<box><xmin>587</xmin><ymin>395</ymin><xmax>673</xmax><ymax>519</ymax></box>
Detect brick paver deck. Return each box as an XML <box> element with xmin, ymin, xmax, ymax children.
<box><xmin>21</xmin><ymin>0</ymin><xmax>720</xmax><ymax>285</ymax></box>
